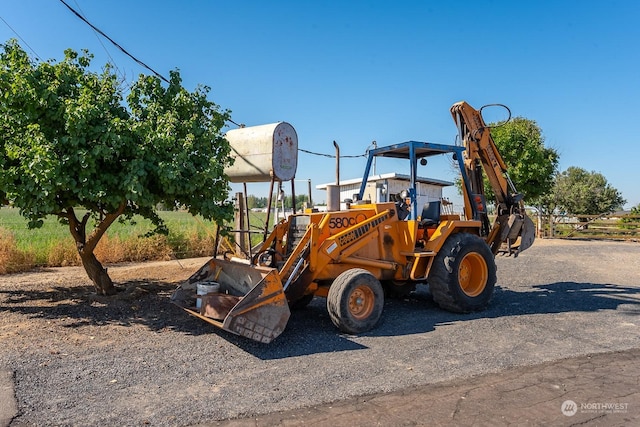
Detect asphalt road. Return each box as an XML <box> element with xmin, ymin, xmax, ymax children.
<box><xmin>1</xmin><ymin>239</ymin><xmax>639</xmax><ymax>426</ymax></box>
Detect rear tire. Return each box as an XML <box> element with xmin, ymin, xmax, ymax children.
<box><xmin>327</xmin><ymin>268</ymin><xmax>384</xmax><ymax>334</ymax></box>
<box><xmin>428</xmin><ymin>233</ymin><xmax>496</xmax><ymax>313</ymax></box>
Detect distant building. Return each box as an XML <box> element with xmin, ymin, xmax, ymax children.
<box><xmin>317</xmin><ymin>172</ymin><xmax>452</xmax><ymax>210</ymax></box>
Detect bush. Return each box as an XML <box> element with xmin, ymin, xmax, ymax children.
<box><xmin>618</xmin><ymin>204</ymin><xmax>640</xmax><ymax>230</ymax></box>
<box><xmin>46</xmin><ymin>240</ymin><xmax>81</xmax><ymax>267</ymax></box>
<box><xmin>167</xmin><ymin>231</ymin><xmax>215</xmax><ymax>259</ymax></box>
<box><xmin>0</xmin><ymin>228</ymin><xmax>36</xmax><ymax>273</ymax></box>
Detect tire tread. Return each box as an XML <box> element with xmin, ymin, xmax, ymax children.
<box><xmin>429</xmin><ymin>233</ymin><xmax>496</xmax><ymax>313</ymax></box>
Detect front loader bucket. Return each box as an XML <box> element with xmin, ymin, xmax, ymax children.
<box><xmin>171</xmin><ymin>258</ymin><xmax>290</xmax><ymax>343</ymax></box>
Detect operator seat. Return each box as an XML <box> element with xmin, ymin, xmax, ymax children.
<box><xmin>419</xmin><ymin>201</ymin><xmax>441</xmax><ymax>227</ymax></box>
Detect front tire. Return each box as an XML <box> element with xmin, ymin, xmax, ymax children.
<box><xmin>428</xmin><ymin>233</ymin><xmax>496</xmax><ymax>313</ymax></box>
<box><xmin>327</xmin><ymin>269</ymin><xmax>384</xmax><ymax>334</ymax></box>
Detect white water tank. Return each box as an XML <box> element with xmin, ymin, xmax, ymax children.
<box><xmin>224</xmin><ymin>122</ymin><xmax>298</xmax><ymax>183</ymax></box>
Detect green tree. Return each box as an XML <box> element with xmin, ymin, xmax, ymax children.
<box><xmin>619</xmin><ymin>203</ymin><xmax>640</xmax><ymax>229</ymax></box>
<box><xmin>455</xmin><ymin>116</ymin><xmax>559</xmax><ymax>207</ymax></box>
<box><xmin>547</xmin><ymin>167</ymin><xmax>626</xmax><ymax>218</ymax></box>
<box><xmin>282</xmin><ymin>194</ymin><xmax>308</xmax><ymax>211</ymax></box>
<box><xmin>246</xmin><ymin>195</ymin><xmax>267</xmax><ymax>209</ymax></box>
<box><xmin>0</xmin><ymin>40</ymin><xmax>233</xmax><ymax>295</ymax></box>
<box><xmin>487</xmin><ymin>117</ymin><xmax>559</xmax><ymax>204</ymax></box>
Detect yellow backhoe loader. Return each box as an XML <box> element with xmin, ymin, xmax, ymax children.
<box><xmin>171</xmin><ymin>101</ymin><xmax>536</xmax><ymax>343</ymax></box>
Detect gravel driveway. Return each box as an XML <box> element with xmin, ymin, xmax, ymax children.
<box><xmin>1</xmin><ymin>239</ymin><xmax>639</xmax><ymax>426</ymax></box>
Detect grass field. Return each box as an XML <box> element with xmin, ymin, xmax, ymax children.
<box><xmin>7</xmin><ymin>205</ymin><xmax>634</xmax><ymax>275</ymax></box>
<box><xmin>1</xmin><ymin>207</ymin><xmax>207</xmax><ymax>249</ymax></box>
<box><xmin>0</xmin><ymin>207</ymin><xmax>264</xmax><ymax>273</ymax></box>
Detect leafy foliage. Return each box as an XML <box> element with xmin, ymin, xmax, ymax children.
<box><xmin>618</xmin><ymin>203</ymin><xmax>640</xmax><ymax>229</ymax></box>
<box><xmin>247</xmin><ymin>194</ymin><xmax>310</xmax><ymax>211</ymax></box>
<box><xmin>0</xmin><ymin>39</ymin><xmax>233</xmax><ymax>294</ymax></box>
<box><xmin>246</xmin><ymin>195</ymin><xmax>268</xmax><ymax>209</ymax></box>
<box><xmin>486</xmin><ymin>117</ymin><xmax>559</xmax><ymax>204</ymax></box>
<box><xmin>543</xmin><ymin>166</ymin><xmax>626</xmax><ymax>216</ymax></box>
<box><xmin>282</xmin><ymin>194</ymin><xmax>309</xmax><ymax>210</ymax></box>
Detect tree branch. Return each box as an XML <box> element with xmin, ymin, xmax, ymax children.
<box><xmin>84</xmin><ymin>201</ymin><xmax>126</xmax><ymax>253</ymax></box>
<box><xmin>80</xmin><ymin>211</ymin><xmax>91</xmax><ymax>231</ymax></box>
<box><xmin>63</xmin><ymin>207</ymin><xmax>85</xmax><ymax>247</ymax></box>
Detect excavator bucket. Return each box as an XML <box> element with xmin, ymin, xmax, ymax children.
<box><xmin>515</xmin><ymin>214</ymin><xmax>536</xmax><ymax>254</ymax></box>
<box><xmin>171</xmin><ymin>258</ymin><xmax>290</xmax><ymax>343</ymax></box>
<box><xmin>496</xmin><ymin>213</ymin><xmax>536</xmax><ymax>256</ymax></box>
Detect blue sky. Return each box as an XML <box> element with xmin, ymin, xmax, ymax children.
<box><xmin>2</xmin><ymin>1</ymin><xmax>639</xmax><ymax>209</ymax></box>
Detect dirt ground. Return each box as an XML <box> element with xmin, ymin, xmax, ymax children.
<box><xmin>0</xmin><ymin>258</ymin><xmax>190</xmax><ymax>324</ymax></box>
<box><xmin>1</xmin><ymin>239</ymin><xmax>639</xmax><ymax>426</ymax></box>
<box><xmin>0</xmin><ymin>256</ymin><xmax>209</xmax><ymax>350</ymax></box>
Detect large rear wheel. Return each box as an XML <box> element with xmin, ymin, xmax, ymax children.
<box><xmin>327</xmin><ymin>268</ymin><xmax>384</xmax><ymax>334</ymax></box>
<box><xmin>428</xmin><ymin>233</ymin><xmax>496</xmax><ymax>313</ymax></box>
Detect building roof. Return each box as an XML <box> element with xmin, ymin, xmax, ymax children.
<box><xmin>316</xmin><ymin>172</ymin><xmax>453</xmax><ymax>189</ymax></box>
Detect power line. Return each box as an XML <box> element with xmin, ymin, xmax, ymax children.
<box><xmin>58</xmin><ymin>0</ymin><xmax>169</xmax><ymax>83</ymax></box>
<box><xmin>0</xmin><ymin>15</ymin><xmax>41</xmax><ymax>60</ymax></box>
<box><xmin>70</xmin><ymin>0</ymin><xmax>128</xmax><ymax>84</ymax></box>
<box><xmin>58</xmin><ymin>0</ymin><xmax>242</xmax><ymax>127</ymax></box>
<box><xmin>299</xmin><ymin>148</ymin><xmax>367</xmax><ymax>158</ymax></box>
<box><xmin>227</xmin><ymin>118</ymin><xmax>244</xmax><ymax>128</ymax></box>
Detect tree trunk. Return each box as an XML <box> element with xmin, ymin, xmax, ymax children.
<box><xmin>63</xmin><ymin>203</ymin><xmax>125</xmax><ymax>295</ymax></box>
<box><xmin>79</xmin><ymin>249</ymin><xmax>116</xmax><ymax>295</ymax></box>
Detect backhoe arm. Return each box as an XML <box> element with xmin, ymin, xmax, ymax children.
<box><xmin>450</xmin><ymin>101</ymin><xmax>535</xmax><ymax>256</ymax></box>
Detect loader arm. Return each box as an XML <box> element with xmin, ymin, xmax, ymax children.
<box><xmin>450</xmin><ymin>101</ymin><xmax>535</xmax><ymax>255</ymax></box>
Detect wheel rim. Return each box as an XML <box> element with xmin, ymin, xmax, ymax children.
<box><xmin>348</xmin><ymin>285</ymin><xmax>375</xmax><ymax>320</ymax></box>
<box><xmin>458</xmin><ymin>252</ymin><xmax>488</xmax><ymax>297</ymax></box>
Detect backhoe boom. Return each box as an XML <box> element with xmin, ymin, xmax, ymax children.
<box><xmin>450</xmin><ymin>101</ymin><xmax>535</xmax><ymax>255</ymax></box>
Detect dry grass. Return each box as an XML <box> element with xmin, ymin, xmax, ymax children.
<box><xmin>45</xmin><ymin>234</ymin><xmax>181</xmax><ymax>266</ymax></box>
<box><xmin>1</xmin><ymin>229</ymin><xmax>216</xmax><ymax>274</ymax></box>
<box><xmin>167</xmin><ymin>231</ymin><xmax>215</xmax><ymax>259</ymax></box>
<box><xmin>98</xmin><ymin>234</ymin><xmax>174</xmax><ymax>263</ymax></box>
<box><xmin>46</xmin><ymin>239</ymin><xmax>81</xmax><ymax>267</ymax></box>
<box><xmin>0</xmin><ymin>228</ymin><xmax>36</xmax><ymax>274</ymax></box>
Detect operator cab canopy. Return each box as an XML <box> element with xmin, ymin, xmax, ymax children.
<box><xmin>365</xmin><ymin>141</ymin><xmax>463</xmax><ymax>160</ymax></box>
<box><xmin>358</xmin><ymin>141</ymin><xmax>466</xmax><ymax>220</ymax></box>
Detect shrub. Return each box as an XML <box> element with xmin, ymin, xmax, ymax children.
<box><xmin>0</xmin><ymin>228</ymin><xmax>36</xmax><ymax>273</ymax></box>
<box><xmin>47</xmin><ymin>240</ymin><xmax>81</xmax><ymax>267</ymax></box>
